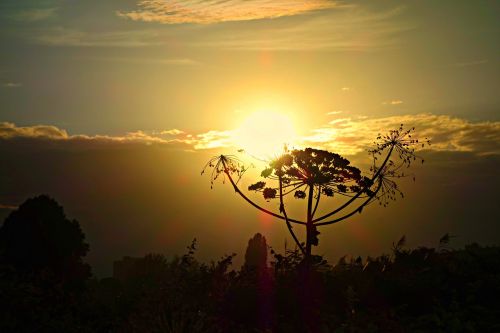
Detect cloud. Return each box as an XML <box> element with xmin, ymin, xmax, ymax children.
<box><xmin>24</xmin><ymin>3</ymin><xmax>409</xmax><ymax>51</ymax></box>
<box><xmin>117</xmin><ymin>0</ymin><xmax>339</xmax><ymax>25</ymax></box>
<box><xmin>158</xmin><ymin>129</ymin><xmax>184</xmax><ymax>135</ymax></box>
<box><xmin>14</xmin><ymin>7</ymin><xmax>58</xmax><ymax>21</ymax></box>
<box><xmin>192</xmin><ymin>130</ymin><xmax>234</xmax><ymax>150</ymax></box>
<box><xmin>450</xmin><ymin>60</ymin><xmax>488</xmax><ymax>68</ymax></box>
<box><xmin>301</xmin><ymin>114</ymin><xmax>500</xmax><ymax>156</ymax></box>
<box><xmin>156</xmin><ymin>58</ymin><xmax>200</xmax><ymax>65</ymax></box>
<box><xmin>326</xmin><ymin>111</ymin><xmax>343</xmax><ymax>116</ymax></box>
<box><xmin>1</xmin><ymin>120</ymin><xmax>498</xmax><ymax>277</ymax></box>
<box><xmin>82</xmin><ymin>56</ymin><xmax>201</xmax><ymax>66</ymax></box>
<box><xmin>0</xmin><ymin>122</ymin><xmax>172</xmax><ymax>145</ymax></box>
<box><xmin>33</xmin><ymin>28</ymin><xmax>165</xmax><ymax>47</ymax></box>
<box><xmin>0</xmin><ymin>122</ymin><xmax>68</xmax><ymax>139</ymax></box>
<box><xmin>190</xmin><ymin>6</ymin><xmax>411</xmax><ymax>51</ymax></box>
<box><xmin>3</xmin><ymin>114</ymin><xmax>497</xmax><ymax>156</ymax></box>
<box><xmin>0</xmin><ymin>122</ymin><xmax>231</xmax><ymax>151</ymax></box>
<box><xmin>382</xmin><ymin>100</ymin><xmax>403</xmax><ymax>105</ymax></box>
<box><xmin>3</xmin><ymin>82</ymin><xmax>22</xmax><ymax>88</ymax></box>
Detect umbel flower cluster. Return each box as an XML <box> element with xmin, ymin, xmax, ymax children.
<box><xmin>202</xmin><ymin>125</ymin><xmax>429</xmax><ymax>257</ymax></box>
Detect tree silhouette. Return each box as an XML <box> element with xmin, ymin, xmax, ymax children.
<box><xmin>0</xmin><ymin>195</ymin><xmax>90</xmax><ymax>285</ymax></box>
<box><xmin>243</xmin><ymin>233</ymin><xmax>268</xmax><ymax>271</ymax></box>
<box><xmin>202</xmin><ymin>125</ymin><xmax>429</xmax><ymax>258</ymax></box>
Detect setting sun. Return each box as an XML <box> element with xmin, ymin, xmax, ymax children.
<box><xmin>0</xmin><ymin>1</ymin><xmax>498</xmax><ymax>330</ymax></box>
<box><xmin>233</xmin><ymin>111</ymin><xmax>297</xmax><ymax>159</ymax></box>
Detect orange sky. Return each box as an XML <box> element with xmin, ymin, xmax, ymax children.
<box><xmin>0</xmin><ymin>0</ymin><xmax>499</xmax><ymax>275</ymax></box>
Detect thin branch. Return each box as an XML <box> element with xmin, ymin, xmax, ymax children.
<box><xmin>222</xmin><ymin>159</ymin><xmax>306</xmax><ymax>226</ymax></box>
<box><xmin>312</xmin><ymin>145</ymin><xmax>395</xmax><ymax>223</ymax></box>
<box><xmin>282</xmin><ymin>182</ymin><xmax>307</xmax><ymax>196</ymax></box>
<box><xmin>315</xmin><ymin>180</ymin><xmax>383</xmax><ymax>226</ymax></box>
<box><xmin>329</xmin><ymin>191</ymin><xmax>372</xmax><ymax>199</ymax></box>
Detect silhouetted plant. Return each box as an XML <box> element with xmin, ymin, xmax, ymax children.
<box><xmin>202</xmin><ymin>125</ymin><xmax>429</xmax><ymax>258</ymax></box>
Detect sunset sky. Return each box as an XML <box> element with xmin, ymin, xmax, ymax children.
<box><xmin>1</xmin><ymin>0</ymin><xmax>499</xmax><ymax>275</ymax></box>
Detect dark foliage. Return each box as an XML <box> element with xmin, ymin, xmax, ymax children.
<box><xmin>89</xmin><ymin>240</ymin><xmax>500</xmax><ymax>333</ymax></box>
<box><xmin>4</xmin><ymin>237</ymin><xmax>500</xmax><ymax>332</ymax></box>
<box><xmin>0</xmin><ymin>195</ymin><xmax>90</xmax><ymax>284</ymax></box>
<box><xmin>0</xmin><ymin>195</ymin><xmax>91</xmax><ymax>332</ymax></box>
<box><xmin>1</xmin><ymin>197</ymin><xmax>498</xmax><ymax>332</ymax></box>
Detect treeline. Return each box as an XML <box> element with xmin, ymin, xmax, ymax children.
<box><xmin>1</xmin><ymin>196</ymin><xmax>499</xmax><ymax>332</ymax></box>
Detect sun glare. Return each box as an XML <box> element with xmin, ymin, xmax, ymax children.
<box><xmin>233</xmin><ymin>111</ymin><xmax>297</xmax><ymax>160</ymax></box>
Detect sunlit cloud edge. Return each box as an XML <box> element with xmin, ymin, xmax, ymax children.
<box><xmin>117</xmin><ymin>0</ymin><xmax>342</xmax><ymax>25</ymax></box>
<box><xmin>2</xmin><ymin>113</ymin><xmax>499</xmax><ymax>156</ymax></box>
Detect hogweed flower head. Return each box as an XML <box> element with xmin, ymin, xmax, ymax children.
<box><xmin>201</xmin><ymin>154</ymin><xmax>249</xmax><ymax>189</ymax></box>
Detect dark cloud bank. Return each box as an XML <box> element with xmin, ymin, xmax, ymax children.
<box><xmin>0</xmin><ymin>119</ymin><xmax>499</xmax><ymax>276</ymax></box>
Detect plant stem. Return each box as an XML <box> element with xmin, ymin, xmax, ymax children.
<box><xmin>279</xmin><ymin>173</ymin><xmax>306</xmax><ymax>255</ymax></box>
<box><xmin>306</xmin><ymin>184</ymin><xmax>314</xmax><ymax>257</ymax></box>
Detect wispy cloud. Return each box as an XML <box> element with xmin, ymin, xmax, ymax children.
<box><xmin>191</xmin><ymin>6</ymin><xmax>411</xmax><ymax>51</ymax></box>
<box><xmin>14</xmin><ymin>7</ymin><xmax>58</xmax><ymax>22</ymax></box>
<box><xmin>26</xmin><ymin>3</ymin><xmax>409</xmax><ymax>51</ymax></box>
<box><xmin>382</xmin><ymin>100</ymin><xmax>403</xmax><ymax>105</ymax></box>
<box><xmin>326</xmin><ymin>111</ymin><xmax>343</xmax><ymax>116</ymax></box>
<box><xmin>82</xmin><ymin>56</ymin><xmax>201</xmax><ymax>66</ymax></box>
<box><xmin>118</xmin><ymin>0</ymin><xmax>340</xmax><ymax>24</ymax></box>
<box><xmin>157</xmin><ymin>129</ymin><xmax>184</xmax><ymax>135</ymax></box>
<box><xmin>3</xmin><ymin>82</ymin><xmax>22</xmax><ymax>88</ymax></box>
<box><xmin>450</xmin><ymin>59</ymin><xmax>488</xmax><ymax>68</ymax></box>
<box><xmin>33</xmin><ymin>28</ymin><xmax>165</xmax><ymax>47</ymax></box>
<box><xmin>156</xmin><ymin>58</ymin><xmax>200</xmax><ymax>65</ymax></box>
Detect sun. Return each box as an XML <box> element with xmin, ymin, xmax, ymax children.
<box><xmin>233</xmin><ymin>110</ymin><xmax>297</xmax><ymax>160</ymax></box>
